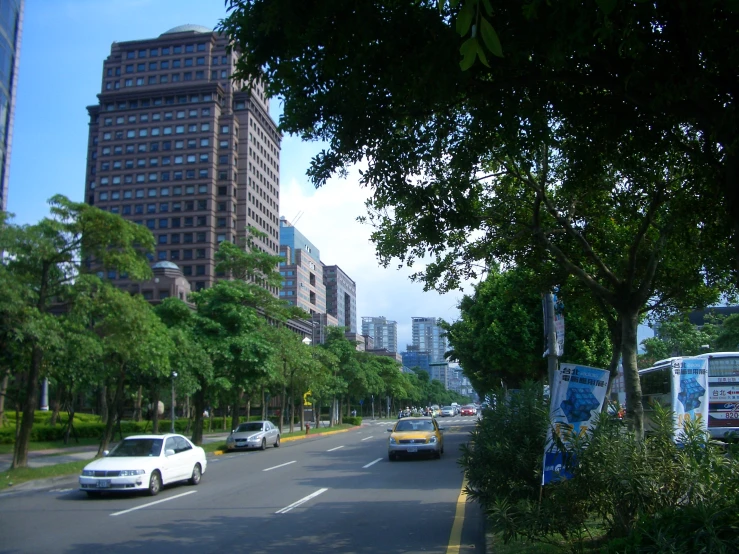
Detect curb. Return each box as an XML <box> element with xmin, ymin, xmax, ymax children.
<box><xmin>214</xmin><ymin>426</ymin><xmax>357</xmax><ymax>455</ymax></box>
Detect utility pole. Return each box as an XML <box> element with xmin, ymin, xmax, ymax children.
<box><xmin>170</xmin><ymin>372</ymin><xmax>178</xmax><ymax>433</ymax></box>
<box><xmin>544</xmin><ymin>292</ymin><xmax>558</xmax><ymax>387</ymax></box>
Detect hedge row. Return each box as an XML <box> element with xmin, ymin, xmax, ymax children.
<box><xmin>343</xmin><ymin>416</ymin><xmax>362</xmax><ymax>426</ymax></box>
<box><xmin>0</xmin><ymin>415</ymin><xmax>309</xmax><ymax>444</ymax></box>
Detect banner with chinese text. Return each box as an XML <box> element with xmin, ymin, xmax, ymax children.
<box><xmin>542</xmin><ymin>363</ymin><xmax>610</xmax><ymax>485</ymax></box>
<box><xmin>670</xmin><ymin>357</ymin><xmax>709</xmax><ymax>437</ymax></box>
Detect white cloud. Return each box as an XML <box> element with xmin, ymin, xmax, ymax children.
<box><xmin>279</xmin><ymin>167</ymin><xmax>464</xmax><ymax>349</ymax></box>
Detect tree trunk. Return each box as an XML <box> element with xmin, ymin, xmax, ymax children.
<box><xmin>603</xmin><ymin>317</ymin><xmax>623</xmax><ymax>405</ymax></box>
<box><xmin>151</xmin><ymin>386</ymin><xmax>161</xmax><ymax>434</ymax></box>
<box><xmin>133</xmin><ymin>385</ymin><xmax>143</xmax><ymax>422</ymax></box>
<box><xmin>300</xmin><ymin>393</ymin><xmax>305</xmax><ymax>431</ymax></box>
<box><xmin>49</xmin><ymin>383</ymin><xmax>62</xmax><ymax>427</ymax></box>
<box><xmin>0</xmin><ymin>372</ymin><xmax>9</xmax><ymax>427</ymax></box>
<box><xmin>621</xmin><ymin>310</ymin><xmax>644</xmax><ymax>439</ymax></box>
<box><xmin>191</xmin><ymin>385</ymin><xmax>206</xmax><ymax>445</ymax></box>
<box><xmin>261</xmin><ymin>385</ymin><xmax>266</xmax><ymax>420</ymax></box>
<box><xmin>97</xmin><ymin>366</ymin><xmax>126</xmax><ymax>456</ymax></box>
<box><xmin>64</xmin><ymin>408</ymin><xmax>76</xmax><ymax>445</ymax></box>
<box><xmin>338</xmin><ymin>397</ymin><xmax>343</xmax><ymax>425</ymax></box>
<box><xmin>230</xmin><ymin>388</ymin><xmax>244</xmax><ymax>432</ymax></box>
<box><xmin>99</xmin><ymin>386</ymin><xmax>108</xmax><ymax>425</ymax></box>
<box><xmin>11</xmin><ymin>345</ymin><xmax>43</xmax><ymax>469</ymax></box>
<box><xmin>280</xmin><ymin>384</ymin><xmax>287</xmax><ymax>434</ymax></box>
<box><xmin>245</xmin><ymin>396</ymin><xmax>251</xmax><ymax>423</ymax></box>
<box><xmin>289</xmin><ymin>379</ymin><xmax>295</xmax><ymax>433</ymax></box>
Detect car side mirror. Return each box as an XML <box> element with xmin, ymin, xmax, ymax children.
<box><xmin>231</xmin><ymin>430</ymin><xmax>234</xmax><ymax>434</ymax></box>
<box><xmin>438</xmin><ymin>427</ymin><xmax>445</xmax><ymax>431</ymax></box>
<box><xmin>165</xmin><ymin>449</ymin><xmax>176</xmax><ymax>457</ymax></box>
<box><xmin>387</xmin><ymin>428</ymin><xmax>393</xmax><ymax>432</ymax></box>
<box><xmin>103</xmin><ymin>450</ymin><xmax>110</xmax><ymax>457</ymax></box>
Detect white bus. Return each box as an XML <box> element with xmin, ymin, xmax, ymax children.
<box><xmin>639</xmin><ymin>352</ymin><xmax>739</xmax><ymax>440</ymax></box>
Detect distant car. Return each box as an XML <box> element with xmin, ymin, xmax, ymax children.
<box><xmin>430</xmin><ymin>405</ymin><xmax>441</xmax><ymax>417</ymax></box>
<box><xmin>460</xmin><ymin>405</ymin><xmax>476</xmax><ymax>416</ymax></box>
<box><xmin>440</xmin><ymin>406</ymin><xmax>455</xmax><ymax>417</ymax></box>
<box><xmin>79</xmin><ymin>434</ymin><xmax>206</xmax><ymax>497</ymax></box>
<box><xmin>387</xmin><ymin>417</ymin><xmax>444</xmax><ymax>460</ymax></box>
<box><xmin>226</xmin><ymin>420</ymin><xmax>280</xmax><ymax>451</ymax></box>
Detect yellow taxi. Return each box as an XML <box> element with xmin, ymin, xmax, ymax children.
<box><xmin>387</xmin><ymin>417</ymin><xmax>444</xmax><ymax>460</ymax></box>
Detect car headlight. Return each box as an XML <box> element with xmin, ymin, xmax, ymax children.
<box><xmin>389</xmin><ymin>437</ymin><xmax>397</xmax><ymax>444</ymax></box>
<box><xmin>118</xmin><ymin>469</ymin><xmax>145</xmax><ymax>476</ymax></box>
<box><xmin>81</xmin><ymin>470</ymin><xmax>94</xmax><ymax>476</ymax></box>
<box><xmin>428</xmin><ymin>436</ymin><xmax>437</xmax><ymax>444</ymax></box>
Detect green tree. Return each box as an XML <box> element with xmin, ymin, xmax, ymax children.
<box><xmin>70</xmin><ymin>278</ymin><xmax>172</xmax><ymax>455</ymax></box>
<box><xmin>715</xmin><ymin>314</ymin><xmax>739</xmax><ymax>352</ymax></box>
<box><xmin>155</xmin><ymin>297</ymin><xmax>214</xmax><ymax>444</ymax></box>
<box><xmin>2</xmin><ymin>196</ymin><xmax>153</xmax><ymax>468</ymax></box>
<box><xmin>219</xmin><ymin>0</ymin><xmax>737</xmax><ymax>438</ymax></box>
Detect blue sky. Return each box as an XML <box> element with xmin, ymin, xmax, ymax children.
<box><xmin>6</xmin><ymin>0</ymin><xmax>651</xmax><ymax>355</ymax></box>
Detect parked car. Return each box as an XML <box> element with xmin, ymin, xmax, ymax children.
<box><xmin>460</xmin><ymin>405</ymin><xmax>476</xmax><ymax>416</ymax></box>
<box><xmin>387</xmin><ymin>417</ymin><xmax>444</xmax><ymax>460</ymax></box>
<box><xmin>440</xmin><ymin>406</ymin><xmax>455</xmax><ymax>417</ymax></box>
<box><xmin>226</xmin><ymin>420</ymin><xmax>280</xmax><ymax>451</ymax></box>
<box><xmin>79</xmin><ymin>434</ymin><xmax>206</xmax><ymax>497</ymax></box>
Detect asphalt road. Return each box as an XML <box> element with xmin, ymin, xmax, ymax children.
<box><xmin>0</xmin><ymin>417</ymin><xmax>483</xmax><ymax>554</ymax></box>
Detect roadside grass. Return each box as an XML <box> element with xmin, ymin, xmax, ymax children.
<box><xmin>1</xmin><ymin>460</ymin><xmax>89</xmax><ymax>492</ymax></box>
<box><xmin>0</xmin><ymin>438</ymin><xmax>100</xmax><ymax>455</ymax></box>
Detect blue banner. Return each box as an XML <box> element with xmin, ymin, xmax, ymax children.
<box><xmin>542</xmin><ymin>363</ymin><xmax>610</xmax><ymax>485</ymax></box>
<box><xmin>670</xmin><ymin>357</ymin><xmax>709</xmax><ymax>438</ymax></box>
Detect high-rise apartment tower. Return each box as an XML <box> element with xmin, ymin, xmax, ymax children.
<box><xmin>361</xmin><ymin>316</ymin><xmax>398</xmax><ymax>353</ymax></box>
<box><xmin>323</xmin><ymin>264</ymin><xmax>356</xmax><ymax>333</ymax></box>
<box><xmin>0</xmin><ymin>0</ymin><xmax>24</xmax><ymax>212</ymax></box>
<box><xmin>84</xmin><ymin>25</ymin><xmax>280</xmax><ymax>294</ymax></box>
<box><xmin>411</xmin><ymin>317</ymin><xmax>448</xmax><ymax>363</ymax></box>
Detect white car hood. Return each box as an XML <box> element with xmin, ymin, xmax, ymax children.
<box><xmin>84</xmin><ymin>456</ymin><xmax>160</xmax><ymax>471</ymax></box>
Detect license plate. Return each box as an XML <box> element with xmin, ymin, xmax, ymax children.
<box><xmin>407</xmin><ymin>447</ymin><xmax>418</xmax><ymax>453</ymax></box>
<box><xmin>97</xmin><ymin>480</ymin><xmax>111</xmax><ymax>488</ymax></box>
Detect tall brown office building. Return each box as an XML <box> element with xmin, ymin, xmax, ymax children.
<box><xmin>84</xmin><ymin>25</ymin><xmax>280</xmax><ymax>294</ymax></box>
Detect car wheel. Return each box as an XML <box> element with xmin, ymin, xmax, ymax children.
<box><xmin>148</xmin><ymin>470</ymin><xmax>162</xmax><ymax>496</ymax></box>
<box><xmin>189</xmin><ymin>463</ymin><xmax>202</xmax><ymax>486</ymax></box>
<box><xmin>85</xmin><ymin>491</ymin><xmax>101</xmax><ymax>498</ymax></box>
<box><xmin>261</xmin><ymin>438</ymin><xmax>267</xmax><ymax>451</ymax></box>
<box><xmin>274</xmin><ymin>435</ymin><xmax>280</xmax><ymax>448</ymax></box>
<box><xmin>388</xmin><ymin>452</ymin><xmax>396</xmax><ymax>461</ymax></box>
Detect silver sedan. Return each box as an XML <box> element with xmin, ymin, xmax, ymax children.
<box><xmin>226</xmin><ymin>421</ymin><xmax>280</xmax><ymax>451</ymax></box>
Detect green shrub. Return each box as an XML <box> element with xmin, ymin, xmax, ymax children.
<box><xmin>460</xmin><ymin>383</ymin><xmax>553</xmax><ymax>543</ymax></box>
<box><xmin>343</xmin><ymin>416</ymin><xmax>362</xmax><ymax>426</ymax></box>
<box><xmin>568</xmin><ymin>404</ymin><xmax>739</xmax><ymax>553</ymax></box>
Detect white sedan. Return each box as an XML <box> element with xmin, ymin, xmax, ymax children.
<box><xmin>79</xmin><ymin>434</ymin><xmax>207</xmax><ymax>497</ymax></box>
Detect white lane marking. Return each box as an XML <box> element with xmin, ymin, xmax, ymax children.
<box><xmin>363</xmin><ymin>457</ymin><xmax>383</xmax><ymax>468</ymax></box>
<box><xmin>110</xmin><ymin>491</ymin><xmax>197</xmax><ymax>517</ymax></box>
<box><xmin>327</xmin><ymin>446</ymin><xmax>344</xmax><ymax>452</ymax></box>
<box><xmin>361</xmin><ymin>436</ymin><xmax>374</xmax><ymax>441</ymax></box>
<box><xmin>275</xmin><ymin>488</ymin><xmax>329</xmax><ymax>514</ymax></box>
<box><xmin>263</xmin><ymin>460</ymin><xmax>296</xmax><ymax>472</ymax></box>
<box><xmin>50</xmin><ymin>488</ymin><xmax>73</xmax><ymax>493</ymax></box>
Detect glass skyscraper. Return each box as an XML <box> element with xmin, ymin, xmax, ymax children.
<box><xmin>0</xmin><ymin>0</ymin><xmax>23</xmax><ymax>212</ymax></box>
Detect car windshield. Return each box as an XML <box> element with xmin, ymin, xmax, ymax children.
<box><xmin>443</xmin><ymin>406</ymin><xmax>453</xmax><ymax>410</ymax></box>
<box><xmin>395</xmin><ymin>420</ymin><xmax>435</xmax><ymax>432</ymax></box>
<box><xmin>236</xmin><ymin>423</ymin><xmax>264</xmax><ymax>433</ymax></box>
<box><xmin>109</xmin><ymin>438</ymin><xmax>163</xmax><ymax>457</ymax></box>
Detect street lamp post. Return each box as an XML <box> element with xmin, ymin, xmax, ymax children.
<box><xmin>170</xmin><ymin>371</ymin><xmax>178</xmax><ymax>434</ymax></box>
